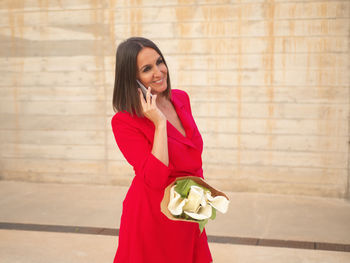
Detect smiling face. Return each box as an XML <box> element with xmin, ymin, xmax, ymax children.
<box><xmin>136</xmin><ymin>47</ymin><xmax>168</xmax><ymax>95</ymax></box>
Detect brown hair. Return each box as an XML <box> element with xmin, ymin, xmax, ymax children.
<box><xmin>112</xmin><ymin>37</ymin><xmax>172</xmax><ymax>117</ymax></box>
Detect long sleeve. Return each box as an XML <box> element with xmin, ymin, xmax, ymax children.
<box><xmin>111</xmin><ymin>113</ymin><xmax>172</xmax><ymax>190</ymax></box>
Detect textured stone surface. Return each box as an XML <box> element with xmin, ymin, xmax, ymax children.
<box><xmin>0</xmin><ymin>0</ymin><xmax>349</xmax><ymax>198</ymax></box>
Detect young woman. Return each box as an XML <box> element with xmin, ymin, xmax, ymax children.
<box><xmin>111</xmin><ymin>37</ymin><xmax>212</xmax><ymax>263</ymax></box>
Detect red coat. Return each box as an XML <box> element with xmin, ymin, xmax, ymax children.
<box><xmin>111</xmin><ymin>89</ymin><xmax>213</xmax><ymax>263</ymax></box>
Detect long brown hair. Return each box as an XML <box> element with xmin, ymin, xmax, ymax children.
<box><xmin>112</xmin><ymin>37</ymin><xmax>172</xmax><ymax>117</ymax></box>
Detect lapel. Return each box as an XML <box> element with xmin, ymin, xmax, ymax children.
<box><xmin>138</xmin><ymin>90</ymin><xmax>199</xmax><ymax>150</ymax></box>
<box><xmin>168</xmin><ymin>90</ymin><xmax>197</xmax><ymax>149</ymax></box>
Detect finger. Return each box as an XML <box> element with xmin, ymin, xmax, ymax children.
<box><xmin>146</xmin><ymin>86</ymin><xmax>151</xmax><ymax>106</ymax></box>
<box><xmin>138</xmin><ymin>88</ymin><xmax>146</xmax><ymax>107</ymax></box>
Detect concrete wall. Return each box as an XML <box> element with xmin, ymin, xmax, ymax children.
<box><xmin>0</xmin><ymin>0</ymin><xmax>349</xmax><ymax>198</ymax></box>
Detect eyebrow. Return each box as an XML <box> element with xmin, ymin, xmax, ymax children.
<box><xmin>139</xmin><ymin>56</ymin><xmax>162</xmax><ymax>72</ymax></box>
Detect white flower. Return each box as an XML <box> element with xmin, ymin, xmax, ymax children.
<box><xmin>206</xmin><ymin>191</ymin><xmax>229</xmax><ymax>214</ymax></box>
<box><xmin>168</xmin><ymin>185</ymin><xmax>186</xmax><ymax>215</ymax></box>
<box><xmin>168</xmin><ymin>181</ymin><xmax>229</xmax><ymax>222</ymax></box>
<box><xmin>182</xmin><ymin>186</ymin><xmax>204</xmax><ymax>213</ymax></box>
<box><xmin>184</xmin><ymin>203</ymin><xmax>212</xmax><ymax>220</ymax></box>
<box><xmin>182</xmin><ymin>186</ymin><xmax>213</xmax><ymax>220</ymax></box>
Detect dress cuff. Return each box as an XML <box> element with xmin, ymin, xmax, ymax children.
<box><xmin>143</xmin><ymin>152</ymin><xmax>173</xmax><ymax>190</ymax></box>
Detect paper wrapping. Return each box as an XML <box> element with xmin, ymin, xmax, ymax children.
<box><xmin>160</xmin><ymin>176</ymin><xmax>229</xmax><ymax>223</ymax></box>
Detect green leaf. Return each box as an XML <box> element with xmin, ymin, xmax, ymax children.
<box><xmin>198</xmin><ymin>219</ymin><xmax>209</xmax><ymax>233</ymax></box>
<box><xmin>210</xmin><ymin>207</ymin><xmax>216</xmax><ymax>220</ymax></box>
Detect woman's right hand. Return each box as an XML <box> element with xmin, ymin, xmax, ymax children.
<box><xmin>138</xmin><ymin>87</ymin><xmax>166</xmax><ymax>127</ymax></box>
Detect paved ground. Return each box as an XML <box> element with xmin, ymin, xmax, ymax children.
<box><xmin>0</xmin><ymin>180</ymin><xmax>349</xmax><ymax>263</ymax></box>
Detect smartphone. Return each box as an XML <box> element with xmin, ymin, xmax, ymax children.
<box><xmin>136</xmin><ymin>79</ymin><xmax>153</xmax><ymax>100</ymax></box>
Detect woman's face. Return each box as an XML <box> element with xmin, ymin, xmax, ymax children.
<box><xmin>136</xmin><ymin>47</ymin><xmax>168</xmax><ymax>95</ymax></box>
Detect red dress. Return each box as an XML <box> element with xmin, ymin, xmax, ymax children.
<box><xmin>111</xmin><ymin>89</ymin><xmax>213</xmax><ymax>263</ymax></box>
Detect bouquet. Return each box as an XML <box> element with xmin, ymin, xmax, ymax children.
<box><xmin>160</xmin><ymin>176</ymin><xmax>229</xmax><ymax>233</ymax></box>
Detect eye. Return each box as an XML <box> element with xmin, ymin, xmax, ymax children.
<box><xmin>156</xmin><ymin>58</ymin><xmax>164</xmax><ymax>65</ymax></box>
<box><xmin>142</xmin><ymin>65</ymin><xmax>151</xmax><ymax>72</ymax></box>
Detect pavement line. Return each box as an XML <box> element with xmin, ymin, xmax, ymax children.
<box><xmin>1</xmin><ymin>222</ymin><xmax>349</xmax><ymax>252</ymax></box>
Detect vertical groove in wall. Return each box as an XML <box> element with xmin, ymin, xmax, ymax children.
<box><xmin>7</xmin><ymin>1</ymin><xmax>24</xmax><ymax>158</ymax></box>
<box><xmin>236</xmin><ymin>0</ymin><xmax>242</xmax><ymax>175</ymax></box>
<box><xmin>263</xmin><ymin>0</ymin><xmax>276</xmax><ymax>166</ymax></box>
<box><xmin>129</xmin><ymin>0</ymin><xmax>143</xmax><ymax>37</ymax></box>
<box><xmin>347</xmin><ymin>11</ymin><xmax>350</xmax><ymax>199</ymax></box>
<box><xmin>347</xmin><ymin>86</ymin><xmax>350</xmax><ymax>199</ymax></box>
<box><xmin>90</xmin><ymin>0</ymin><xmax>108</xmax><ymax>182</ymax></box>
<box><xmin>315</xmin><ymin>3</ymin><xmax>330</xmax><ymax>190</ymax></box>
<box><xmin>108</xmin><ymin>0</ymin><xmax>117</xmax><ymax>183</ymax></box>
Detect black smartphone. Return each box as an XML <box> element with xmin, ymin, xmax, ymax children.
<box><xmin>136</xmin><ymin>80</ymin><xmax>153</xmax><ymax>100</ymax></box>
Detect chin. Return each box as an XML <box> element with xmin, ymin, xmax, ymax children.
<box><xmin>152</xmin><ymin>84</ymin><xmax>167</xmax><ymax>94</ymax></box>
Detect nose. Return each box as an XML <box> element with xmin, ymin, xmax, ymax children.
<box><xmin>153</xmin><ymin>64</ymin><xmax>162</xmax><ymax>78</ymax></box>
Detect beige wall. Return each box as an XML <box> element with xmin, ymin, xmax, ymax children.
<box><xmin>0</xmin><ymin>0</ymin><xmax>349</xmax><ymax>199</ymax></box>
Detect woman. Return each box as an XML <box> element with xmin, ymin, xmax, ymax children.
<box><xmin>111</xmin><ymin>37</ymin><xmax>213</xmax><ymax>263</ymax></box>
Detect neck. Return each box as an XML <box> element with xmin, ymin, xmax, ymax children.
<box><xmin>156</xmin><ymin>94</ymin><xmax>169</xmax><ymax>109</ymax></box>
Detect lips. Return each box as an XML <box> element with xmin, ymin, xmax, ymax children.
<box><xmin>153</xmin><ymin>78</ymin><xmax>164</xmax><ymax>84</ymax></box>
